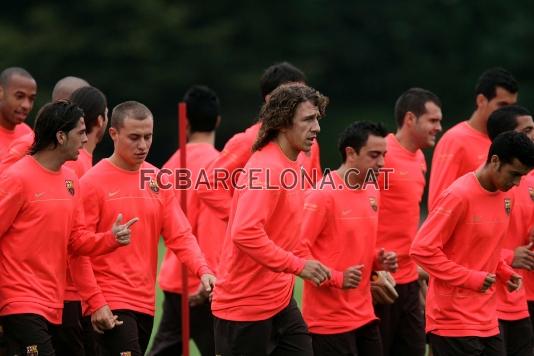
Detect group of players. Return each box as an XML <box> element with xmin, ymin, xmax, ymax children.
<box><xmin>0</xmin><ymin>62</ymin><xmax>534</xmax><ymax>356</ymax></box>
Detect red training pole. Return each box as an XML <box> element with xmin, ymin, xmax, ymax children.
<box><xmin>178</xmin><ymin>102</ymin><xmax>190</xmax><ymax>356</ymax></box>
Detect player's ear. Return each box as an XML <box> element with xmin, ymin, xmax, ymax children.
<box><xmin>490</xmin><ymin>154</ymin><xmax>501</xmax><ymax>170</ymax></box>
<box><xmin>56</xmin><ymin>131</ymin><xmax>66</xmax><ymax>145</ymax></box>
<box><xmin>476</xmin><ymin>93</ymin><xmax>488</xmax><ymax>110</ymax></box>
<box><xmin>109</xmin><ymin>126</ymin><xmax>118</xmax><ymax>141</ymax></box>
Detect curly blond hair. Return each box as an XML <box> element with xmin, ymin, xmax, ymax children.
<box><xmin>252</xmin><ymin>83</ymin><xmax>329</xmax><ymax>152</ymax></box>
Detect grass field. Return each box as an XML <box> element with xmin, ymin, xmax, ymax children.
<box><xmin>147</xmin><ymin>239</ymin><xmax>304</xmax><ymax>355</ymax></box>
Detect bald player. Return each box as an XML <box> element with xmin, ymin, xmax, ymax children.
<box><xmin>0</xmin><ymin>67</ymin><xmax>37</xmax><ymax>159</ymax></box>
<box><xmin>0</xmin><ymin>76</ymin><xmax>89</xmax><ymax>173</ymax></box>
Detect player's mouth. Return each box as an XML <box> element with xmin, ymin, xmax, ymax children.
<box><xmin>13</xmin><ymin>111</ymin><xmax>28</xmax><ymax>122</ymax></box>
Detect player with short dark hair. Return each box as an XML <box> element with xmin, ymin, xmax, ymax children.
<box><xmin>76</xmin><ymin>100</ymin><xmax>215</xmax><ymax>356</ymax></box>
<box><xmin>299</xmin><ymin>121</ymin><xmax>397</xmax><ymax>355</ymax></box>
<box><xmin>428</xmin><ymin>68</ymin><xmax>518</xmax><ymax>211</ymax></box>
<box><xmin>375</xmin><ymin>88</ymin><xmax>443</xmax><ymax>356</ymax></box>
<box><xmin>411</xmin><ymin>131</ymin><xmax>534</xmax><ymax>356</ymax></box>
<box><xmin>149</xmin><ymin>85</ymin><xmax>223</xmax><ymax>356</ymax></box>
<box><xmin>486</xmin><ymin>105</ymin><xmax>534</xmax><ymax>356</ymax></box>
<box><xmin>0</xmin><ymin>67</ymin><xmax>37</xmax><ymax>159</ymax></box>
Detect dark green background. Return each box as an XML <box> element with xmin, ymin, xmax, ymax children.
<box><xmin>3</xmin><ymin>0</ymin><xmax>534</xmax><ymax>171</ymax></box>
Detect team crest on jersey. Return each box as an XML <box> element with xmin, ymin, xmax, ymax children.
<box><xmin>149</xmin><ymin>179</ymin><xmax>159</xmax><ymax>193</ymax></box>
<box><xmin>65</xmin><ymin>180</ymin><xmax>75</xmax><ymax>196</ymax></box>
<box><xmin>369</xmin><ymin>196</ymin><xmax>378</xmax><ymax>212</ymax></box>
<box><xmin>529</xmin><ymin>187</ymin><xmax>534</xmax><ymax>201</ymax></box>
<box><xmin>504</xmin><ymin>198</ymin><xmax>512</xmax><ymax>215</ymax></box>
<box><xmin>26</xmin><ymin>345</ymin><xmax>38</xmax><ymax>356</ymax></box>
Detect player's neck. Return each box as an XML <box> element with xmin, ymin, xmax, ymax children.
<box><xmin>395</xmin><ymin>129</ymin><xmax>419</xmax><ymax>152</ymax></box>
<box><xmin>188</xmin><ymin>131</ymin><xmax>215</xmax><ymax>145</ymax></box>
<box><xmin>83</xmin><ymin>133</ymin><xmax>99</xmax><ymax>155</ymax></box>
<box><xmin>475</xmin><ymin>166</ymin><xmax>497</xmax><ymax>192</ymax></box>
<box><xmin>467</xmin><ymin>111</ymin><xmax>487</xmax><ymax>135</ymax></box>
<box><xmin>274</xmin><ymin>135</ymin><xmax>299</xmax><ymax>161</ymax></box>
<box><xmin>109</xmin><ymin>152</ymin><xmax>142</xmax><ymax>171</ymax></box>
<box><xmin>0</xmin><ymin>115</ymin><xmax>16</xmax><ymax>131</ymax></box>
<box><xmin>336</xmin><ymin>164</ymin><xmax>363</xmax><ymax>189</ymax></box>
<box><xmin>32</xmin><ymin>150</ymin><xmax>67</xmax><ymax>172</ymax></box>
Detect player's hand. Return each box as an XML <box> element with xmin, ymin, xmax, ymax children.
<box><xmin>512</xmin><ymin>242</ymin><xmax>534</xmax><ymax>270</ymax></box>
<box><xmin>342</xmin><ymin>265</ymin><xmax>363</xmax><ymax>289</ymax></box>
<box><xmin>417</xmin><ymin>266</ymin><xmax>429</xmax><ymax>282</ymax></box>
<box><xmin>198</xmin><ymin>273</ymin><xmax>216</xmax><ymax>301</ymax></box>
<box><xmin>91</xmin><ymin>305</ymin><xmax>123</xmax><ymax>334</ymax></box>
<box><xmin>111</xmin><ymin>213</ymin><xmax>139</xmax><ymax>245</ymax></box>
<box><xmin>507</xmin><ymin>274</ymin><xmax>522</xmax><ymax>292</ymax></box>
<box><xmin>377</xmin><ymin>249</ymin><xmax>398</xmax><ymax>273</ymax></box>
<box><xmin>189</xmin><ymin>284</ymin><xmax>210</xmax><ymax>307</ymax></box>
<box><xmin>299</xmin><ymin>260</ymin><xmax>331</xmax><ymax>286</ymax></box>
<box><xmin>481</xmin><ymin>273</ymin><xmax>496</xmax><ymax>292</ymax></box>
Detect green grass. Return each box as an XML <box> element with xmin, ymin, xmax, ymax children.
<box><xmin>148</xmin><ymin>239</ymin><xmax>304</xmax><ymax>355</ymax></box>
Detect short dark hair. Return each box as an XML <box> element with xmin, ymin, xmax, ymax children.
<box><xmin>338</xmin><ymin>121</ymin><xmax>388</xmax><ymax>161</ymax></box>
<box><xmin>394</xmin><ymin>88</ymin><xmax>442</xmax><ymax>127</ymax></box>
<box><xmin>259</xmin><ymin>62</ymin><xmax>306</xmax><ymax>100</ymax></box>
<box><xmin>253</xmin><ymin>83</ymin><xmax>328</xmax><ymax>152</ymax></box>
<box><xmin>487</xmin><ymin>105</ymin><xmax>532</xmax><ymax>141</ymax></box>
<box><xmin>183</xmin><ymin>85</ymin><xmax>220</xmax><ymax>133</ymax></box>
<box><xmin>0</xmin><ymin>67</ymin><xmax>34</xmax><ymax>87</ymax></box>
<box><xmin>487</xmin><ymin>131</ymin><xmax>534</xmax><ymax>168</ymax></box>
<box><xmin>69</xmin><ymin>86</ymin><xmax>107</xmax><ymax>134</ymax></box>
<box><xmin>111</xmin><ymin>101</ymin><xmax>152</xmax><ymax>129</ymax></box>
<box><xmin>30</xmin><ymin>101</ymin><xmax>84</xmax><ymax>155</ymax></box>
<box><xmin>475</xmin><ymin>67</ymin><xmax>518</xmax><ymax>101</ymax></box>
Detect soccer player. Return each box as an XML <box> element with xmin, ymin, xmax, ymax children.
<box><xmin>76</xmin><ymin>101</ymin><xmax>215</xmax><ymax>356</ymax></box>
<box><xmin>197</xmin><ymin>62</ymin><xmax>322</xmax><ymax>220</ymax></box>
<box><xmin>0</xmin><ymin>100</ymin><xmax>135</xmax><ymax>355</ymax></box>
<box><xmin>52</xmin><ymin>76</ymin><xmax>90</xmax><ymax>102</ymax></box>
<box><xmin>410</xmin><ymin>131</ymin><xmax>534</xmax><ymax>355</ymax></box>
<box><xmin>212</xmin><ymin>83</ymin><xmax>331</xmax><ymax>355</ymax></box>
<box><xmin>0</xmin><ymin>75</ymin><xmax>89</xmax><ymax>173</ymax></box>
<box><xmin>374</xmin><ymin>88</ymin><xmax>442</xmax><ymax>356</ymax></box>
<box><xmin>428</xmin><ymin>68</ymin><xmax>518</xmax><ymax>211</ymax></box>
<box><xmin>56</xmin><ymin>86</ymin><xmax>109</xmax><ymax>355</ymax></box>
<box><xmin>299</xmin><ymin>121</ymin><xmax>397</xmax><ymax>356</ymax></box>
<box><xmin>149</xmin><ymin>85</ymin><xmax>224</xmax><ymax>356</ymax></box>
<box><xmin>0</xmin><ymin>67</ymin><xmax>37</xmax><ymax>159</ymax></box>
<box><xmin>486</xmin><ymin>105</ymin><xmax>534</xmax><ymax>356</ymax></box>
<box><xmin>212</xmin><ymin>84</ymin><xmax>330</xmax><ymax>356</ymax></box>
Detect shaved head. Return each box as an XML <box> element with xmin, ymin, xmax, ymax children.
<box><xmin>52</xmin><ymin>76</ymin><xmax>90</xmax><ymax>101</ymax></box>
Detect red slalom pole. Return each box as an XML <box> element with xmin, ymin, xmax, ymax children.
<box><xmin>178</xmin><ymin>102</ymin><xmax>190</xmax><ymax>356</ymax></box>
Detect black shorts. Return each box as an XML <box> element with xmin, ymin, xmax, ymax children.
<box><xmin>499</xmin><ymin>317</ymin><xmax>534</xmax><ymax>356</ymax></box>
<box><xmin>148</xmin><ymin>291</ymin><xmax>214</xmax><ymax>356</ymax></box>
<box><xmin>95</xmin><ymin>309</ymin><xmax>153</xmax><ymax>356</ymax></box>
<box><xmin>311</xmin><ymin>320</ymin><xmax>382</xmax><ymax>356</ymax></box>
<box><xmin>374</xmin><ymin>280</ymin><xmax>425</xmax><ymax>356</ymax></box>
<box><xmin>54</xmin><ymin>301</ymin><xmax>84</xmax><ymax>356</ymax></box>
<box><xmin>428</xmin><ymin>333</ymin><xmax>505</xmax><ymax>356</ymax></box>
<box><xmin>214</xmin><ymin>298</ymin><xmax>312</xmax><ymax>356</ymax></box>
<box><xmin>1</xmin><ymin>313</ymin><xmax>59</xmax><ymax>356</ymax></box>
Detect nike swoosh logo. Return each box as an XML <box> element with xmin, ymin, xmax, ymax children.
<box><xmin>342</xmin><ymin>210</ymin><xmax>352</xmax><ymax>216</ymax></box>
<box><xmin>108</xmin><ymin>191</ymin><xmax>120</xmax><ymax>197</ymax></box>
<box><xmin>34</xmin><ymin>192</ymin><xmax>45</xmax><ymax>198</ymax></box>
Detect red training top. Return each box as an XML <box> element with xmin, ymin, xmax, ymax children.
<box><xmin>0</xmin><ymin>156</ymin><xmax>120</xmax><ymax>324</ymax></box>
<box><xmin>428</xmin><ymin>122</ymin><xmax>490</xmax><ymax>211</ymax></box>
<box><xmin>300</xmin><ymin>171</ymin><xmax>380</xmax><ymax>334</ymax></box>
<box><xmin>211</xmin><ymin>142</ymin><xmax>308</xmax><ymax>321</ymax></box>
<box><xmin>377</xmin><ymin>134</ymin><xmax>427</xmax><ymax>284</ymax></box>
<box><xmin>411</xmin><ymin>173</ymin><xmax>515</xmax><ymax>337</ymax></box>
